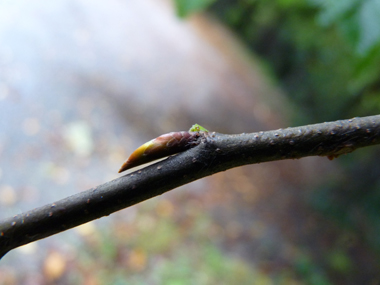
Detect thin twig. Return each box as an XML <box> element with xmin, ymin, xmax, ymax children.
<box><xmin>1</xmin><ymin>115</ymin><xmax>380</xmax><ymax>259</ymax></box>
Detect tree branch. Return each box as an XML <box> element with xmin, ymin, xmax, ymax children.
<box><xmin>1</xmin><ymin>115</ymin><xmax>380</xmax><ymax>259</ymax></box>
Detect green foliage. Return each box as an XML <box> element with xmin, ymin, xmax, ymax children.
<box><xmin>309</xmin><ymin>0</ymin><xmax>380</xmax><ymax>53</ymax></box>
<box><xmin>173</xmin><ymin>0</ymin><xmax>216</xmax><ymax>18</ymax></box>
<box><xmin>171</xmin><ymin>0</ymin><xmax>380</xmax><ymax>123</ymax></box>
<box><xmin>208</xmin><ymin>0</ymin><xmax>380</xmax><ymax>122</ymax></box>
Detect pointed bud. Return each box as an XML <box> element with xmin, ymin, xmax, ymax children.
<box><xmin>118</xmin><ymin>131</ymin><xmax>203</xmax><ymax>173</ymax></box>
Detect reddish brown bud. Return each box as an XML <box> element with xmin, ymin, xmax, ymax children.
<box><xmin>118</xmin><ymin>131</ymin><xmax>201</xmax><ymax>173</ymax></box>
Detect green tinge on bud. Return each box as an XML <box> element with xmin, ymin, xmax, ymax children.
<box><xmin>189</xmin><ymin>124</ymin><xmax>209</xmax><ymax>132</ymax></box>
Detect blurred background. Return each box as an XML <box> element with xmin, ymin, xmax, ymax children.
<box><xmin>0</xmin><ymin>0</ymin><xmax>380</xmax><ymax>283</ymax></box>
